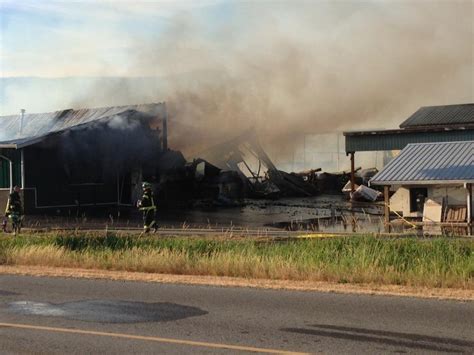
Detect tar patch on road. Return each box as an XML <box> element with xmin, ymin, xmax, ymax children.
<box><xmin>8</xmin><ymin>300</ymin><xmax>208</xmax><ymax>323</ymax></box>
<box><xmin>281</xmin><ymin>324</ymin><xmax>474</xmax><ymax>353</ymax></box>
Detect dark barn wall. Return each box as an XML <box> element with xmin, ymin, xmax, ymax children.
<box><xmin>23</xmin><ymin>145</ymin><xmax>120</xmax><ymax>212</ymax></box>
<box><xmin>22</xmin><ymin>116</ymin><xmax>162</xmax><ymax>214</ymax></box>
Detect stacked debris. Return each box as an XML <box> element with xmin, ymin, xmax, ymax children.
<box><xmin>153</xmin><ymin>151</ymin><xmax>243</xmax><ymax>206</ymax></box>
<box><xmin>293</xmin><ymin>169</ymin><xmax>321</xmax><ymax>184</ymax></box>
<box><xmin>350</xmin><ymin>185</ymin><xmax>382</xmax><ymax>202</ymax></box>
<box><xmin>198</xmin><ymin>130</ymin><xmax>320</xmax><ymax>199</ymax></box>
<box><xmin>290</xmin><ymin>167</ymin><xmax>379</xmax><ymax>196</ymax></box>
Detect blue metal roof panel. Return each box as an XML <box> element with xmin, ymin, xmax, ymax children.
<box><xmin>370</xmin><ymin>141</ymin><xmax>474</xmax><ymax>185</ymax></box>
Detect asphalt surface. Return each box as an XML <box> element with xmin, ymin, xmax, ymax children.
<box><xmin>0</xmin><ymin>275</ymin><xmax>473</xmax><ymax>354</ymax></box>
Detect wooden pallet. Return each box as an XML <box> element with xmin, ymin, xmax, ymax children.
<box><xmin>444</xmin><ymin>205</ymin><xmax>467</xmax><ymax>222</ymax></box>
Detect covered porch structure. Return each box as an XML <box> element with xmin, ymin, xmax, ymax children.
<box><xmin>343</xmin><ymin>104</ymin><xmax>474</xmax><ymax>192</ymax></box>
<box><xmin>369</xmin><ymin>141</ymin><xmax>474</xmax><ymax>228</ymax></box>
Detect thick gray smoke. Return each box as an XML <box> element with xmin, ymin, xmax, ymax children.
<box><xmin>153</xmin><ymin>1</ymin><xmax>473</xmax><ymax>159</ymax></box>
<box><xmin>2</xmin><ymin>1</ymin><xmax>472</xmax><ymax>168</ymax></box>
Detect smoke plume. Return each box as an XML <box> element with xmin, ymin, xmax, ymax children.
<box><xmin>2</xmin><ymin>1</ymin><xmax>472</xmax><ymax>169</ymax></box>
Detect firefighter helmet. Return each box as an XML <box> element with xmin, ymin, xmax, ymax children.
<box><xmin>142</xmin><ymin>182</ymin><xmax>152</xmax><ymax>190</ymax></box>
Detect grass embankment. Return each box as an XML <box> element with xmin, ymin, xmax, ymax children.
<box><xmin>0</xmin><ymin>233</ymin><xmax>472</xmax><ymax>289</ymax></box>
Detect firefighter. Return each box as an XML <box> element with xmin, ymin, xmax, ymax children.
<box><xmin>5</xmin><ymin>186</ymin><xmax>23</xmax><ymax>234</ymax></box>
<box><xmin>137</xmin><ymin>182</ymin><xmax>157</xmax><ymax>233</ymax></box>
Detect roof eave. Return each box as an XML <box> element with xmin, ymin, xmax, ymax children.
<box><xmin>343</xmin><ymin>125</ymin><xmax>474</xmax><ymax>136</ymax></box>
<box><xmin>0</xmin><ymin>135</ymin><xmax>48</xmax><ymax>149</ymax></box>
<box><xmin>0</xmin><ymin>144</ymin><xmax>18</xmax><ymax>149</ymax></box>
<box><xmin>370</xmin><ymin>180</ymin><xmax>474</xmax><ymax>186</ymax></box>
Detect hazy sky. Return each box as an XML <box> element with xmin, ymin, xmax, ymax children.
<box><xmin>1</xmin><ymin>0</ymin><xmax>472</xmax><ymax>170</ymax></box>
<box><xmin>1</xmin><ymin>0</ymin><xmax>233</xmax><ymax>77</ymax></box>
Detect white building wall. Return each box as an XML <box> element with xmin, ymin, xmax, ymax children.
<box><xmin>389</xmin><ymin>184</ymin><xmax>472</xmax><ymax>218</ymax></box>
<box><xmin>429</xmin><ymin>185</ymin><xmax>466</xmax><ymax>205</ymax></box>
<box><xmin>389</xmin><ymin>186</ymin><xmax>414</xmax><ymax>216</ymax></box>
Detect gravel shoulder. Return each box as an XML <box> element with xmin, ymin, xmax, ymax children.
<box><xmin>0</xmin><ymin>265</ymin><xmax>472</xmax><ymax>301</ymax></box>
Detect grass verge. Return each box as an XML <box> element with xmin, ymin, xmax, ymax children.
<box><xmin>0</xmin><ymin>232</ymin><xmax>472</xmax><ymax>289</ymax></box>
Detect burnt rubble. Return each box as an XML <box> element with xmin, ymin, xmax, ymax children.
<box><xmin>155</xmin><ymin>131</ymin><xmax>379</xmax><ymax>205</ymax></box>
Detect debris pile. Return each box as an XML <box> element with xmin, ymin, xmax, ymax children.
<box><xmin>153</xmin><ymin>151</ymin><xmax>243</xmax><ymax>206</ymax></box>
<box><xmin>198</xmin><ymin>130</ymin><xmax>320</xmax><ymax>199</ymax></box>
<box><xmin>154</xmin><ymin>131</ymin><xmax>380</xmax><ymax>205</ymax></box>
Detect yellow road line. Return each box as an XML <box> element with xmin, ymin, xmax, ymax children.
<box><xmin>0</xmin><ymin>322</ymin><xmax>310</xmax><ymax>354</ymax></box>
<box><xmin>295</xmin><ymin>233</ymin><xmax>342</xmax><ymax>239</ymax></box>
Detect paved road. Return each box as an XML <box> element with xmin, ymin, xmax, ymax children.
<box><xmin>0</xmin><ymin>275</ymin><xmax>473</xmax><ymax>354</ymax></box>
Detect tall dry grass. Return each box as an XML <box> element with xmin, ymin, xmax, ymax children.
<box><xmin>0</xmin><ymin>232</ymin><xmax>472</xmax><ymax>288</ymax></box>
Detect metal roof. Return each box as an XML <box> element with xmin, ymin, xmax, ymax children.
<box><xmin>370</xmin><ymin>141</ymin><xmax>474</xmax><ymax>185</ymax></box>
<box><xmin>0</xmin><ymin>103</ymin><xmax>165</xmax><ymax>149</ymax></box>
<box><xmin>399</xmin><ymin>103</ymin><xmax>474</xmax><ymax>128</ymax></box>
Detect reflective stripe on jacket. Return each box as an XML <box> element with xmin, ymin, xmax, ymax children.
<box><xmin>139</xmin><ymin>193</ymin><xmax>156</xmax><ymax>211</ymax></box>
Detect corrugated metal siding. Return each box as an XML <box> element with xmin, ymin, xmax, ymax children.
<box><xmin>345</xmin><ymin>129</ymin><xmax>474</xmax><ymax>152</ymax></box>
<box><xmin>399</xmin><ymin>104</ymin><xmax>474</xmax><ymax>128</ymax></box>
<box><xmin>370</xmin><ymin>141</ymin><xmax>474</xmax><ymax>184</ymax></box>
<box><xmin>0</xmin><ymin>103</ymin><xmax>164</xmax><ymax>147</ymax></box>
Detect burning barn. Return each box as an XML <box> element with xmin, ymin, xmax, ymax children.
<box><xmin>0</xmin><ymin>103</ymin><xmax>168</xmax><ymax>214</ymax></box>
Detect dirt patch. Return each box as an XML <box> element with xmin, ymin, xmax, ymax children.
<box><xmin>0</xmin><ymin>265</ymin><xmax>472</xmax><ymax>301</ymax></box>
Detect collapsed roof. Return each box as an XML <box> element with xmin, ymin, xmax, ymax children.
<box><xmin>198</xmin><ymin>130</ymin><xmax>320</xmax><ymax>197</ymax></box>
<box><xmin>198</xmin><ymin>129</ymin><xmax>276</xmax><ymax>173</ymax></box>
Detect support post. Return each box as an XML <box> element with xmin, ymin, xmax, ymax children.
<box><xmin>9</xmin><ymin>159</ymin><xmax>13</xmax><ymax>193</ymax></box>
<box><xmin>467</xmin><ymin>183</ymin><xmax>472</xmax><ymax>225</ymax></box>
<box><xmin>384</xmin><ymin>185</ymin><xmax>390</xmax><ymax>225</ymax></box>
<box><xmin>350</xmin><ymin>152</ymin><xmax>355</xmax><ymax>192</ymax></box>
<box><xmin>20</xmin><ymin>149</ymin><xmax>25</xmax><ymax>189</ymax></box>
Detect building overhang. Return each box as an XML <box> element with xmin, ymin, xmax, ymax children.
<box><xmin>0</xmin><ymin>135</ymin><xmax>50</xmax><ymax>149</ymax></box>
<box><xmin>344</xmin><ymin>125</ymin><xmax>474</xmax><ymax>153</ymax></box>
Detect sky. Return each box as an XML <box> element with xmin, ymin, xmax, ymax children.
<box><xmin>0</xmin><ymin>0</ymin><xmax>231</xmax><ymax>77</ymax></box>
<box><xmin>0</xmin><ymin>0</ymin><xmax>473</xmax><ymax>171</ymax></box>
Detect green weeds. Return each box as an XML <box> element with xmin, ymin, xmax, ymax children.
<box><xmin>0</xmin><ymin>232</ymin><xmax>472</xmax><ymax>288</ymax></box>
